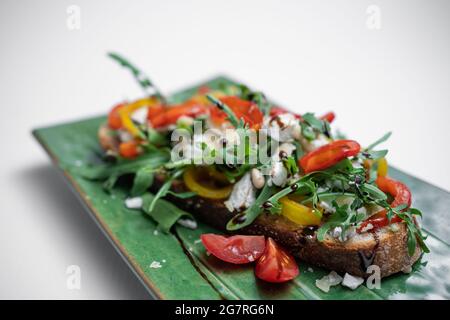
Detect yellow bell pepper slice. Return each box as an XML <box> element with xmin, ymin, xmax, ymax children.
<box><xmin>183</xmin><ymin>167</ymin><xmax>232</xmax><ymax>199</ymax></box>
<box><xmin>377</xmin><ymin>158</ymin><xmax>388</xmax><ymax>177</ymax></box>
<box><xmin>280</xmin><ymin>196</ymin><xmax>322</xmax><ymax>226</ymax></box>
<box><xmin>119</xmin><ymin>97</ymin><xmax>158</xmax><ymax>137</ymax></box>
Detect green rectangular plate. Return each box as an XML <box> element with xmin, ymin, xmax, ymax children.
<box><xmin>33</xmin><ymin>76</ymin><xmax>450</xmax><ymax>300</ymax></box>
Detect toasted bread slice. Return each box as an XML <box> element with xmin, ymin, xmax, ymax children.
<box><xmin>99</xmin><ymin>123</ymin><xmax>421</xmax><ymax>278</ymax></box>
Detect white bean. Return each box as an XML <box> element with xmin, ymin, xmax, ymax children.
<box><xmin>251</xmin><ymin>168</ymin><xmax>265</xmax><ymax>189</ymax></box>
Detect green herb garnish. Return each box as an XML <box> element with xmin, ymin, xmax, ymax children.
<box><xmin>108</xmin><ymin>52</ymin><xmax>166</xmax><ymax>102</ymax></box>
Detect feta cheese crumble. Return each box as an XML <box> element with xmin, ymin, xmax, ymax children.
<box><xmin>149</xmin><ymin>261</ymin><xmax>162</xmax><ymax>269</ymax></box>
<box><xmin>342</xmin><ymin>273</ymin><xmax>364</xmax><ymax>290</ymax></box>
<box><xmin>177</xmin><ymin>218</ymin><xmax>198</xmax><ymax>230</ymax></box>
<box><xmin>125</xmin><ymin>197</ymin><xmax>143</xmax><ymax>209</ymax></box>
<box><xmin>315</xmin><ymin>271</ymin><xmax>343</xmax><ymax>293</ymax></box>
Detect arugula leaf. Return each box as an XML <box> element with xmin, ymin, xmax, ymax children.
<box><xmin>141</xmin><ymin>193</ymin><xmax>194</xmax><ymax>233</ymax></box>
<box><xmin>147</xmin><ymin>169</ymin><xmax>184</xmax><ymax>213</ymax></box>
<box><xmin>396</xmin><ymin>208</ymin><xmax>430</xmax><ymax>255</ymax></box>
<box><xmin>360</xmin><ymin>149</ymin><xmax>388</xmax><ymax>160</ymax></box>
<box><xmin>79</xmin><ymin>150</ymin><xmax>169</xmax><ymax>180</ymax></box>
<box><xmin>235</xmin><ymin>84</ymin><xmax>272</xmax><ymax>115</ymax></box>
<box><xmin>108</xmin><ymin>52</ymin><xmax>166</xmax><ymax>102</ymax></box>
<box><xmin>300</xmin><ymin>121</ymin><xmax>316</xmax><ymax>140</ymax></box>
<box><xmin>103</xmin><ymin>174</ymin><xmax>119</xmax><ymax>193</ymax></box>
<box><xmin>366</xmin><ymin>131</ymin><xmax>392</xmax><ymax>151</ymax></box>
<box><xmin>206</xmin><ymin>95</ymin><xmax>241</xmax><ymax>128</ymax></box>
<box><xmin>249</xmin><ymin>92</ymin><xmax>271</xmax><ymax>115</ymax></box>
<box><xmin>302</xmin><ymin>113</ymin><xmax>321</xmax><ymax>129</ymax></box>
<box><xmin>301</xmin><ymin>113</ymin><xmax>332</xmax><ymax>140</ymax></box>
<box><xmin>131</xmin><ymin>167</ymin><xmax>155</xmax><ymax>196</ymax></box>
<box><xmin>166</xmin><ymin>190</ymin><xmax>197</xmax><ymax>199</ymax></box>
<box><xmin>283</xmin><ymin>156</ymin><xmax>299</xmax><ymax>176</ymax></box>
<box><xmin>359</xmin><ymin>183</ymin><xmax>387</xmax><ymax>201</ymax></box>
<box><xmin>145</xmin><ymin>128</ymin><xmax>169</xmax><ymax>147</ymax></box>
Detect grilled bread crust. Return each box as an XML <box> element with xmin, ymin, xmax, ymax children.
<box><xmin>99</xmin><ymin>123</ymin><xmax>421</xmax><ymax>278</ymax></box>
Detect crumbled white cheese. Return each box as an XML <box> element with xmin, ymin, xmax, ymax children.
<box><xmin>360</xmin><ymin>223</ymin><xmax>374</xmax><ymax>233</ymax></box>
<box><xmin>269</xmin><ymin>161</ymin><xmax>288</xmax><ymax>187</ymax></box>
<box><xmin>307</xmin><ymin>267</ymin><xmax>314</xmax><ymax>273</ymax></box>
<box><xmin>332</xmin><ymin>226</ymin><xmax>343</xmax><ymax>239</ymax></box>
<box><xmin>125</xmin><ymin>197</ymin><xmax>143</xmax><ymax>209</ymax></box>
<box><xmin>149</xmin><ymin>261</ymin><xmax>162</xmax><ymax>269</ymax></box>
<box><xmin>264</xmin><ymin>142</ymin><xmax>297</xmax><ymax>187</ymax></box>
<box><xmin>331</xmin><ymin>226</ymin><xmax>356</xmax><ymax>242</ymax></box>
<box><xmin>224</xmin><ymin>172</ymin><xmax>256</xmax><ymax>212</ymax></box>
<box><xmin>315</xmin><ymin>271</ymin><xmax>343</xmax><ymax>293</ymax></box>
<box><xmin>356</xmin><ymin>207</ymin><xmax>367</xmax><ymax>216</ymax></box>
<box><xmin>389</xmin><ymin>223</ymin><xmax>400</xmax><ymax>232</ymax></box>
<box><xmin>300</xmin><ymin>134</ymin><xmax>330</xmax><ymax>153</ymax></box>
<box><xmin>319</xmin><ymin>201</ymin><xmax>336</xmax><ymax>214</ymax></box>
<box><xmin>342</xmin><ymin>273</ymin><xmax>364</xmax><ymax>290</ymax></box>
<box><xmin>194</xmin><ymin>239</ymin><xmax>202</xmax><ymax>245</ymax></box>
<box><xmin>177</xmin><ymin>218</ymin><xmax>198</xmax><ymax>229</ymax></box>
<box><xmin>74</xmin><ymin>160</ymin><xmax>83</xmax><ymax>167</ymax></box>
<box><xmin>153</xmin><ymin>229</ymin><xmax>159</xmax><ymax>236</ymax></box>
<box><xmin>264</xmin><ymin>113</ymin><xmax>301</xmax><ymax>142</ymax></box>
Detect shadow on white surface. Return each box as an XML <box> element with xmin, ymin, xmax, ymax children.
<box><xmin>16</xmin><ymin>164</ymin><xmax>152</xmax><ymax>299</ymax></box>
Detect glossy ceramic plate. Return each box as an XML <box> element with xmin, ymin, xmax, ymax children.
<box><xmin>33</xmin><ymin>76</ymin><xmax>450</xmax><ymax>299</ymax></box>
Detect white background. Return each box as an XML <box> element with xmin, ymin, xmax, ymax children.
<box><xmin>0</xmin><ymin>0</ymin><xmax>449</xmax><ymax>299</ymax></box>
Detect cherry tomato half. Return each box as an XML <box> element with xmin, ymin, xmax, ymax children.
<box><xmin>357</xmin><ymin>176</ymin><xmax>412</xmax><ymax>233</ymax></box>
<box><xmin>320</xmin><ymin>112</ymin><xmax>336</xmax><ymax>123</ymax></box>
<box><xmin>119</xmin><ymin>141</ymin><xmax>140</xmax><ymax>158</ymax></box>
<box><xmin>200</xmin><ymin>234</ymin><xmax>265</xmax><ymax>264</ymax></box>
<box><xmin>255</xmin><ymin>237</ymin><xmax>299</xmax><ymax>283</ymax></box>
<box><xmin>147</xmin><ymin>104</ymin><xmax>166</xmax><ymax>126</ymax></box>
<box><xmin>149</xmin><ymin>100</ymin><xmax>208</xmax><ymax>128</ymax></box>
<box><xmin>299</xmin><ymin>140</ymin><xmax>361</xmax><ymax>173</ymax></box>
<box><xmin>210</xmin><ymin>96</ymin><xmax>263</xmax><ymax>129</ymax></box>
<box><xmin>108</xmin><ymin>103</ymin><xmax>126</xmax><ymax>130</ymax></box>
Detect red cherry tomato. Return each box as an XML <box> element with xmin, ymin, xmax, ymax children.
<box><xmin>149</xmin><ymin>100</ymin><xmax>208</xmax><ymax>128</ymax></box>
<box><xmin>108</xmin><ymin>103</ymin><xmax>126</xmax><ymax>130</ymax></box>
<box><xmin>210</xmin><ymin>96</ymin><xmax>264</xmax><ymax>129</ymax></box>
<box><xmin>200</xmin><ymin>234</ymin><xmax>266</xmax><ymax>264</ymax></box>
<box><xmin>299</xmin><ymin>140</ymin><xmax>361</xmax><ymax>173</ymax></box>
<box><xmin>357</xmin><ymin>176</ymin><xmax>411</xmax><ymax>233</ymax></box>
<box><xmin>255</xmin><ymin>238</ymin><xmax>299</xmax><ymax>283</ymax></box>
<box><xmin>119</xmin><ymin>141</ymin><xmax>140</xmax><ymax>158</ymax></box>
<box><xmin>320</xmin><ymin>112</ymin><xmax>336</xmax><ymax>123</ymax></box>
<box><xmin>147</xmin><ymin>104</ymin><xmax>166</xmax><ymax>125</ymax></box>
